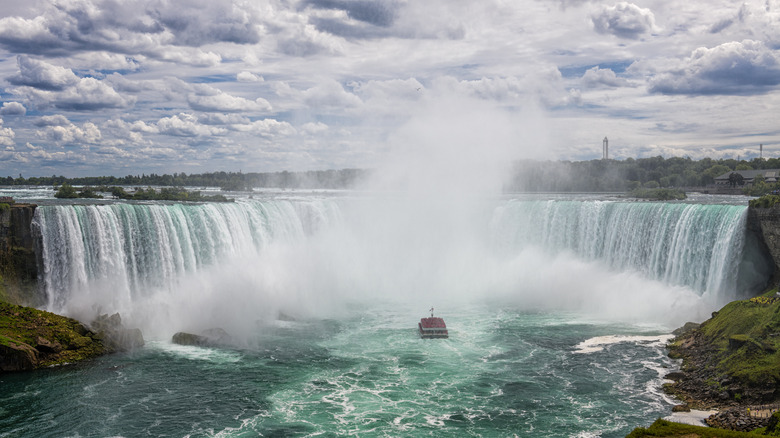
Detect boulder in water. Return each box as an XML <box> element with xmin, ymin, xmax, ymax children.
<box><xmin>90</xmin><ymin>313</ymin><xmax>145</xmax><ymax>352</ymax></box>
<box><xmin>172</xmin><ymin>328</ymin><xmax>232</xmax><ymax>347</ymax></box>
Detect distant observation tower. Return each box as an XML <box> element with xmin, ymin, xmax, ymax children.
<box><xmin>602</xmin><ymin>136</ymin><xmax>609</xmax><ymax>160</ymax></box>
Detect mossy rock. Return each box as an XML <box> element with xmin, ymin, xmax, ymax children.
<box><xmin>0</xmin><ymin>301</ymin><xmax>107</xmax><ymax>371</ymax></box>
<box><xmin>69</xmin><ymin>335</ymin><xmax>93</xmax><ymax>349</ymax></box>
<box><xmin>728</xmin><ymin>334</ymin><xmax>749</xmax><ymax>350</ymax></box>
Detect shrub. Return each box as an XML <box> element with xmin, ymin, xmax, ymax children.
<box><xmin>53</xmin><ymin>183</ymin><xmax>78</xmax><ymax>199</ymax></box>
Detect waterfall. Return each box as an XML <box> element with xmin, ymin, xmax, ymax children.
<box><xmin>34</xmin><ymin>199</ymin><xmax>342</xmax><ymax>318</ymax></box>
<box><xmin>31</xmin><ymin>196</ymin><xmax>772</xmax><ymax>335</ymax></box>
<box><xmin>489</xmin><ymin>200</ymin><xmax>771</xmax><ymax>302</ymax></box>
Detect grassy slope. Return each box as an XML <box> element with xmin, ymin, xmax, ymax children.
<box><xmin>695</xmin><ymin>290</ymin><xmax>780</xmax><ymax>387</ymax></box>
<box><xmin>626</xmin><ymin>419</ymin><xmax>764</xmax><ymax>437</ymax></box>
<box><xmin>0</xmin><ymin>301</ymin><xmax>105</xmax><ymax>367</ymax></box>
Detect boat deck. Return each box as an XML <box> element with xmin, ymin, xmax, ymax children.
<box><xmin>419</xmin><ymin>316</ymin><xmax>448</xmax><ymax>339</ymax></box>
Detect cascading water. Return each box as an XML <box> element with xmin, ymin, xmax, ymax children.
<box><xmin>489</xmin><ymin>200</ymin><xmax>772</xmax><ymax>304</ymax></box>
<box><xmin>32</xmin><ymin>196</ymin><xmax>771</xmax><ymax>337</ymax></box>
<box><xmin>33</xmin><ymin>198</ymin><xmax>343</xmax><ymax>333</ymax></box>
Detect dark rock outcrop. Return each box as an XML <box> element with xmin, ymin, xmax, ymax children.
<box><xmin>0</xmin><ymin>340</ymin><xmax>39</xmax><ymax>372</ymax></box>
<box><xmin>172</xmin><ymin>328</ymin><xmax>232</xmax><ymax>347</ymax></box>
<box><xmin>90</xmin><ymin>313</ymin><xmax>145</xmax><ymax>352</ymax></box>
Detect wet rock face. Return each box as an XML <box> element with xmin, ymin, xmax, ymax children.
<box><xmin>748</xmin><ymin>207</ymin><xmax>780</xmax><ymax>277</ymax></box>
<box><xmin>0</xmin><ymin>204</ymin><xmax>40</xmax><ymax>307</ymax></box>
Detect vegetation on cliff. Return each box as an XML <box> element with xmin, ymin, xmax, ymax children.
<box><xmin>750</xmin><ymin>195</ymin><xmax>780</xmax><ymax>209</ymax></box>
<box><xmin>53</xmin><ymin>184</ymin><xmax>233</xmax><ymax>202</ymax></box>
<box><xmin>106</xmin><ymin>186</ymin><xmax>232</xmax><ymax>202</ymax></box>
<box><xmin>0</xmin><ymin>301</ymin><xmax>106</xmax><ymax>371</ymax></box>
<box><xmin>626</xmin><ymin>418</ymin><xmax>773</xmax><ymax>437</ymax></box>
<box><xmin>666</xmin><ymin>289</ymin><xmax>780</xmax><ymax>406</ymax></box>
<box><xmin>624</xmin><ymin>289</ymin><xmax>780</xmax><ymax>436</ymax></box>
<box><xmin>628</xmin><ymin>188</ymin><xmax>687</xmax><ymax>201</ymax></box>
<box><xmin>696</xmin><ymin>295</ymin><xmax>780</xmax><ymax>388</ymax></box>
<box><xmin>0</xmin><ymin>302</ymin><xmax>144</xmax><ymax>372</ymax></box>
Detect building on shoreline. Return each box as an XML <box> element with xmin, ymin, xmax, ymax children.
<box><xmin>714</xmin><ymin>169</ymin><xmax>780</xmax><ymax>187</ymax></box>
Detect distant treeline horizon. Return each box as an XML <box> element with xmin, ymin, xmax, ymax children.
<box><xmin>1</xmin><ymin>169</ymin><xmax>370</xmax><ymax>191</ymax></box>
<box><xmin>505</xmin><ymin>156</ymin><xmax>774</xmax><ymax>193</ymax></box>
<box><xmin>2</xmin><ymin>155</ymin><xmax>777</xmax><ymax>193</ymax></box>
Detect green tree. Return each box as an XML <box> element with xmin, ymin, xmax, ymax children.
<box><xmin>703</xmin><ymin>165</ymin><xmax>731</xmax><ymax>184</ymax></box>
<box><xmin>54</xmin><ymin>183</ymin><xmax>78</xmax><ymax>199</ymax></box>
<box><xmin>727</xmin><ymin>172</ymin><xmax>744</xmax><ymax>188</ymax></box>
<box><xmin>626</xmin><ymin>180</ymin><xmax>641</xmax><ymax>191</ymax></box>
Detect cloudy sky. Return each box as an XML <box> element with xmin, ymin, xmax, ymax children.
<box><xmin>0</xmin><ymin>0</ymin><xmax>779</xmax><ymax>177</ymax></box>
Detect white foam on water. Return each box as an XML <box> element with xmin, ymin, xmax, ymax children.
<box><xmin>573</xmin><ymin>334</ymin><xmax>674</xmax><ymax>354</ymax></box>
<box><xmin>145</xmin><ymin>340</ymin><xmax>243</xmax><ymax>363</ymax></box>
<box><xmin>664</xmin><ymin>410</ymin><xmax>717</xmax><ymax>426</ymax></box>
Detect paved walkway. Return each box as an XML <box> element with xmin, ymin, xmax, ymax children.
<box><xmin>748</xmin><ymin>406</ymin><xmax>779</xmax><ymax>419</ymax></box>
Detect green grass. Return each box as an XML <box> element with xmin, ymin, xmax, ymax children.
<box><xmin>0</xmin><ymin>272</ymin><xmax>6</xmax><ymax>302</ymax></box>
<box><xmin>626</xmin><ymin>418</ymin><xmax>766</xmax><ymax>437</ymax></box>
<box><xmin>692</xmin><ymin>296</ymin><xmax>780</xmax><ymax>387</ymax></box>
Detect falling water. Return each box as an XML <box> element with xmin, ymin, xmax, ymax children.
<box><xmin>489</xmin><ymin>199</ymin><xmax>770</xmax><ymax>303</ymax></box>
<box><xmin>33</xmin><ymin>196</ymin><xmax>770</xmax><ymax>330</ymax></box>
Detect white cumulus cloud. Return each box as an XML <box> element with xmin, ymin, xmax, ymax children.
<box><xmin>591</xmin><ymin>2</ymin><xmax>657</xmax><ymax>39</ymax></box>
<box><xmin>649</xmin><ymin>40</ymin><xmax>780</xmax><ymax>95</ymax></box>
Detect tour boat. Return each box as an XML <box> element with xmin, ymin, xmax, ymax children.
<box><xmin>418</xmin><ymin>308</ymin><xmax>448</xmax><ymax>339</ymax></box>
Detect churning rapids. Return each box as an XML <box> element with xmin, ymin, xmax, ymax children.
<box><xmin>1</xmin><ymin>192</ymin><xmax>773</xmax><ymax>437</ymax></box>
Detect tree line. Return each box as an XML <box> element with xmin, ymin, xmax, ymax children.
<box><xmin>1</xmin><ymin>169</ymin><xmax>369</xmax><ymax>191</ymax></box>
<box><xmin>4</xmin><ymin>156</ymin><xmax>780</xmax><ymax>193</ymax></box>
<box><xmin>503</xmin><ymin>156</ymin><xmax>780</xmax><ymax>193</ymax></box>
<box><xmin>53</xmin><ymin>184</ymin><xmax>232</xmax><ymax>202</ymax></box>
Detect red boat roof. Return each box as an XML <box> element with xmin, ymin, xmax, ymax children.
<box><xmin>420</xmin><ymin>317</ymin><xmax>447</xmax><ymax>329</ymax></box>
